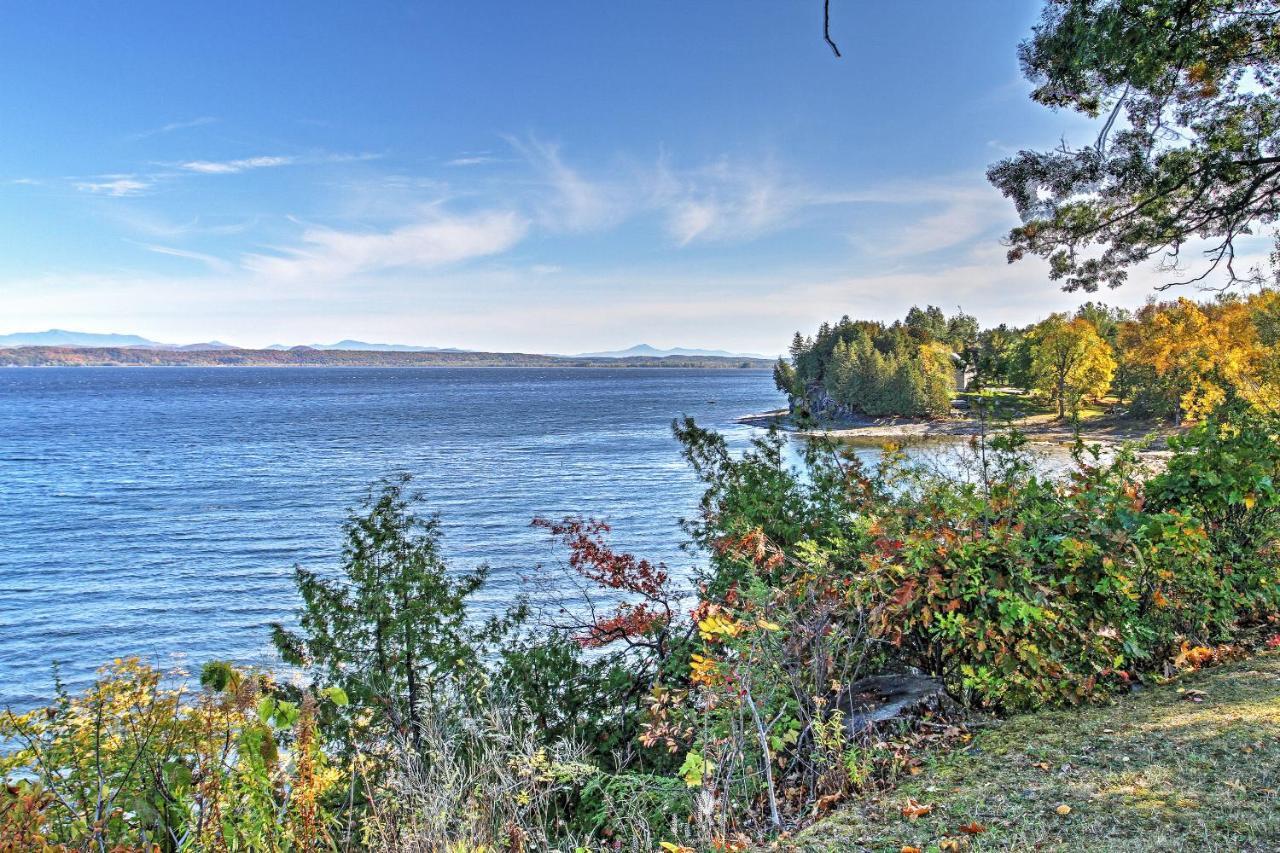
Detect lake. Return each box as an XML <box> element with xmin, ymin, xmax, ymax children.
<box><xmin>0</xmin><ymin>367</ymin><xmax>786</xmax><ymax>707</ymax></box>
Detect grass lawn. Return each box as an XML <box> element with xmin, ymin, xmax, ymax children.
<box><xmin>793</xmin><ymin>650</ymin><xmax>1280</xmax><ymax>852</ymax></box>
<box><xmin>956</xmin><ymin>389</ymin><xmax>1114</xmax><ymax>423</ymax></box>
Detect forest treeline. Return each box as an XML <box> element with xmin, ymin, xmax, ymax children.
<box><xmin>776</xmin><ymin>291</ymin><xmax>1280</xmax><ymax>422</ymax></box>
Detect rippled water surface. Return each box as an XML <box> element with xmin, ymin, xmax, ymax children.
<box><xmin>0</xmin><ymin>367</ymin><xmax>783</xmax><ymax>707</ymax></box>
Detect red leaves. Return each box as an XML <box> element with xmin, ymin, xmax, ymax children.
<box><xmin>533</xmin><ymin>516</ymin><xmax>673</xmax><ymax>649</ymax></box>
<box><xmin>575</xmin><ymin>606</ymin><xmax>666</xmax><ymax>649</ymax></box>
<box><xmin>713</xmin><ymin>529</ymin><xmax>786</xmax><ymax>573</ymax></box>
<box><xmin>533</xmin><ymin>516</ymin><xmax>669</xmax><ymax>597</ymax></box>
<box><xmin>890</xmin><ymin>578</ymin><xmax>918</xmax><ymax>609</ymax></box>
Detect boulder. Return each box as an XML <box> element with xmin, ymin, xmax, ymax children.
<box><xmin>838</xmin><ymin>673</ymin><xmax>949</xmax><ymax>736</ymax></box>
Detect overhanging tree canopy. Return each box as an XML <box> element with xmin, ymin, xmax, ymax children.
<box><xmin>988</xmin><ymin>0</ymin><xmax>1280</xmax><ymax>292</ymax></box>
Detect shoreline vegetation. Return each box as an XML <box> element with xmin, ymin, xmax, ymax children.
<box><xmin>0</xmin><ymin>345</ymin><xmax>774</xmax><ymax>369</ymax></box>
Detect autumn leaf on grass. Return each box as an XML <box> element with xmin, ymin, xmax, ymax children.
<box><xmin>938</xmin><ymin>838</ymin><xmax>969</xmax><ymax>852</ymax></box>
<box><xmin>900</xmin><ymin>847</ymin><xmax>923</xmax><ymax>853</ymax></box>
<box><xmin>1056</xmin><ymin>804</ymin><xmax>1072</xmax><ymax>816</ymax></box>
<box><xmin>958</xmin><ymin>821</ymin><xmax>986</xmax><ymax>835</ymax></box>
<box><xmin>1174</xmin><ymin>641</ymin><xmax>1215</xmax><ymax>670</ymax></box>
<box><xmin>901</xmin><ymin>797</ymin><xmax>932</xmax><ymax>819</ymax></box>
<box><xmin>814</xmin><ymin>792</ymin><xmax>844</xmax><ymax>815</ymax></box>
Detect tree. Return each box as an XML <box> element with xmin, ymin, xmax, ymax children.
<box><xmin>1028</xmin><ymin>315</ymin><xmax>1117</xmax><ymax>418</ymax></box>
<box><xmin>975</xmin><ymin>324</ymin><xmax>1026</xmax><ymax>387</ymax></box>
<box><xmin>271</xmin><ymin>475</ymin><xmax>503</xmax><ymax>750</ymax></box>
<box><xmin>772</xmin><ymin>357</ymin><xmax>800</xmax><ymax>397</ymax></box>
<box><xmin>945</xmin><ymin>309</ymin><xmax>980</xmax><ymax>353</ymax></box>
<box><xmin>988</xmin><ymin>0</ymin><xmax>1280</xmax><ymax>292</ymax></box>
<box><xmin>1127</xmin><ymin>293</ymin><xmax>1280</xmax><ymax>422</ymax></box>
<box><xmin>904</xmin><ymin>305</ymin><xmax>948</xmax><ymax>342</ymax></box>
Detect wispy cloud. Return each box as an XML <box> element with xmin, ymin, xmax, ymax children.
<box><xmin>135</xmin><ymin>242</ymin><xmax>232</xmax><ymax>272</ymax></box>
<box><xmin>179</xmin><ymin>155</ymin><xmax>295</xmax><ymax>174</ymax></box>
<box><xmin>242</xmin><ymin>210</ymin><xmax>529</xmax><ymax>282</ymax></box>
<box><xmin>656</xmin><ymin>159</ymin><xmax>800</xmax><ymax>246</ymax></box>
<box><xmin>832</xmin><ymin>178</ymin><xmax>1012</xmax><ymax>260</ymax></box>
<box><xmin>126</xmin><ymin>116</ymin><xmax>218</xmax><ymax>141</ymax></box>
<box><xmin>446</xmin><ymin>155</ymin><xmax>500</xmax><ymax>167</ymax></box>
<box><xmin>74</xmin><ymin>175</ymin><xmax>151</xmax><ymax>196</ymax></box>
<box><xmin>507</xmin><ymin>136</ymin><xmax>622</xmax><ymax>232</ymax></box>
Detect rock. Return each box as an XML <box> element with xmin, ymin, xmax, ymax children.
<box><xmin>838</xmin><ymin>673</ymin><xmax>949</xmax><ymax>736</ymax></box>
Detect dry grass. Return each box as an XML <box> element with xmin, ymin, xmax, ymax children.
<box><xmin>793</xmin><ymin>651</ymin><xmax>1280</xmax><ymax>852</ymax></box>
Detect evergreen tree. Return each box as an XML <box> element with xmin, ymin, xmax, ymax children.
<box><xmin>271</xmin><ymin>475</ymin><xmax>506</xmax><ymax>749</ymax></box>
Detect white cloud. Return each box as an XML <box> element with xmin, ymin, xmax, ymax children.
<box><xmin>656</xmin><ymin>159</ymin><xmax>798</xmax><ymax>246</ymax></box>
<box><xmin>179</xmin><ymin>156</ymin><xmax>294</xmax><ymax>174</ymax></box>
<box><xmin>135</xmin><ymin>243</ymin><xmax>232</xmax><ymax>272</ymax></box>
<box><xmin>507</xmin><ymin>136</ymin><xmax>621</xmax><ymax>232</ymax></box>
<box><xmin>864</xmin><ymin>191</ymin><xmax>1009</xmax><ymax>259</ymax></box>
<box><xmin>74</xmin><ymin>176</ymin><xmax>151</xmax><ymax>196</ymax></box>
<box><xmin>127</xmin><ymin>116</ymin><xmax>217</xmax><ymax>141</ymax></box>
<box><xmin>242</xmin><ymin>210</ymin><xmax>529</xmax><ymax>282</ymax></box>
<box><xmin>660</xmin><ymin>161</ymin><xmax>798</xmax><ymax>244</ymax></box>
<box><xmin>446</xmin><ymin>155</ymin><xmax>500</xmax><ymax>167</ymax></box>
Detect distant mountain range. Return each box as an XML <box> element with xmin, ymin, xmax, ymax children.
<box><xmin>568</xmin><ymin>343</ymin><xmax>771</xmax><ymax>359</ymax></box>
<box><xmin>0</xmin><ymin>330</ymin><xmax>237</xmax><ymax>351</ymax></box>
<box><xmin>0</xmin><ymin>331</ymin><xmax>770</xmax><ymax>360</ymax></box>
<box><xmin>265</xmin><ymin>339</ymin><xmax>468</xmax><ymax>353</ymax></box>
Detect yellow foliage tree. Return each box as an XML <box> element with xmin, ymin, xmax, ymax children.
<box><xmin>1126</xmin><ymin>295</ymin><xmax>1280</xmax><ymax>423</ymax></box>
<box><xmin>1028</xmin><ymin>315</ymin><xmax>1116</xmax><ymax>419</ymax></box>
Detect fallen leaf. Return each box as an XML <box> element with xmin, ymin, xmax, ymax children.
<box><xmin>958</xmin><ymin>821</ymin><xmax>987</xmax><ymax>835</ymax></box>
<box><xmin>1056</xmin><ymin>804</ymin><xmax>1072</xmax><ymax>816</ymax></box>
<box><xmin>900</xmin><ymin>798</ymin><xmax>933</xmax><ymax>819</ymax></box>
<box><xmin>900</xmin><ymin>847</ymin><xmax>923</xmax><ymax>853</ymax></box>
<box><xmin>1032</xmin><ymin>761</ymin><xmax>1051</xmax><ymax>771</ymax></box>
<box><xmin>814</xmin><ymin>792</ymin><xmax>844</xmax><ymax>814</ymax></box>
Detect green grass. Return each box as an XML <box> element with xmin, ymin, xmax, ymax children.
<box><xmin>793</xmin><ymin>650</ymin><xmax>1280</xmax><ymax>852</ymax></box>
<box><xmin>957</xmin><ymin>389</ymin><xmax>1115</xmax><ymax>423</ymax></box>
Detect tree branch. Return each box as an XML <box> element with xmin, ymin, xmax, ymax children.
<box><xmin>824</xmin><ymin>0</ymin><xmax>842</xmax><ymax>58</ymax></box>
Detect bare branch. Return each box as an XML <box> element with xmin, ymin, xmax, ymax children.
<box><xmin>824</xmin><ymin>0</ymin><xmax>842</xmax><ymax>58</ymax></box>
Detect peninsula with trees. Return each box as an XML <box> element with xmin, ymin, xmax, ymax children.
<box><xmin>767</xmin><ymin>291</ymin><xmax>1280</xmax><ymax>447</ymax></box>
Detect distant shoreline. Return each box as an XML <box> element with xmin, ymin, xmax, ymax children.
<box><xmin>0</xmin><ymin>345</ymin><xmax>774</xmax><ymax>370</ymax></box>
<box><xmin>737</xmin><ymin>408</ymin><xmax>1180</xmax><ymax>451</ymax></box>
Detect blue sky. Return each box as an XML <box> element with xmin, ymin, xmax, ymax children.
<box><xmin>0</xmin><ymin>1</ymin><xmax>1191</xmax><ymax>352</ymax></box>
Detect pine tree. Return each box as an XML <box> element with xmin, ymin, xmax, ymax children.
<box><xmin>271</xmin><ymin>475</ymin><xmax>504</xmax><ymax>749</ymax></box>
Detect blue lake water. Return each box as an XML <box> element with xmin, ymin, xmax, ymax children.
<box><xmin>0</xmin><ymin>367</ymin><xmax>784</xmax><ymax>707</ymax></box>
